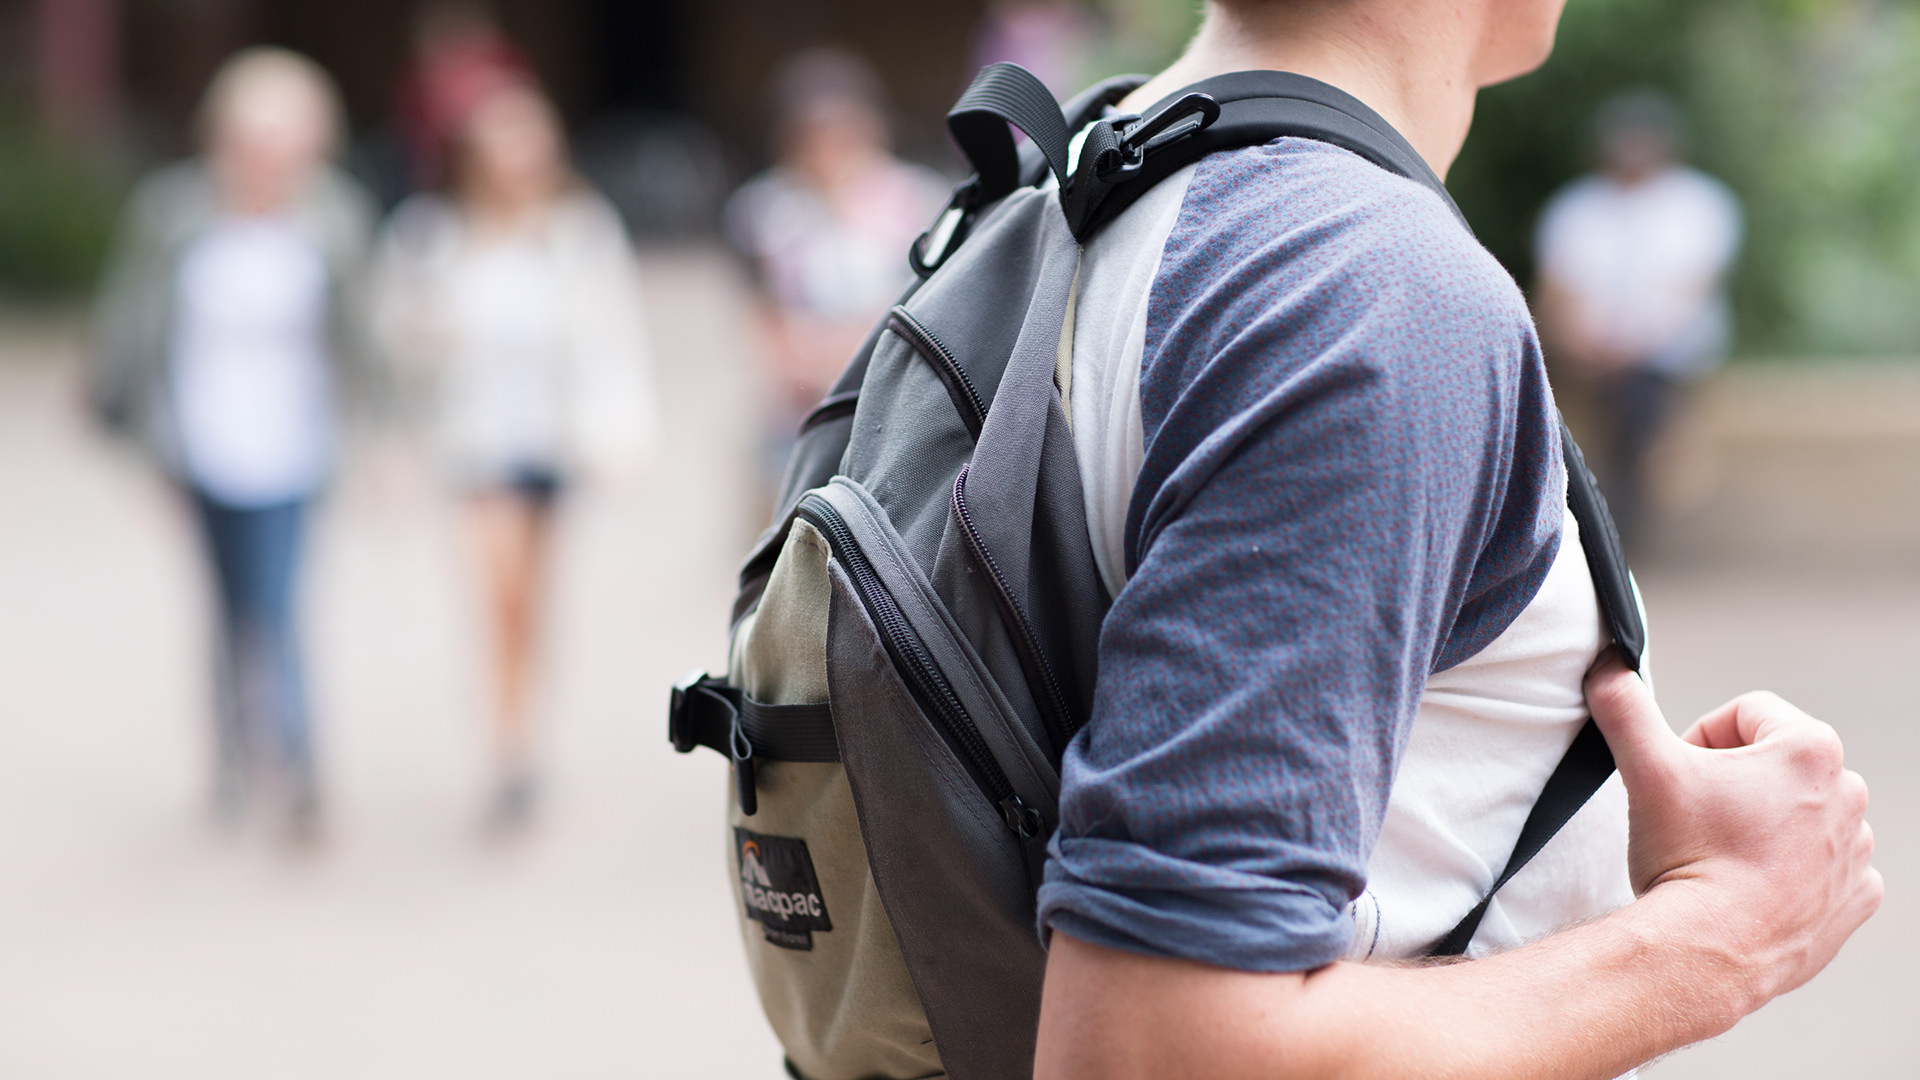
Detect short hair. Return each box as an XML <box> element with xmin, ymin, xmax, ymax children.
<box><xmin>196</xmin><ymin>47</ymin><xmax>346</xmax><ymax>156</ymax></box>
<box><xmin>769</xmin><ymin>47</ymin><xmax>887</xmax><ymax>128</ymax></box>
<box><xmin>1592</xmin><ymin>89</ymin><xmax>1684</xmax><ymax>151</ymax></box>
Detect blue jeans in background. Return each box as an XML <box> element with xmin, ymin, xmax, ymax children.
<box><xmin>191</xmin><ymin>491</ymin><xmax>314</xmax><ymax>803</ymax></box>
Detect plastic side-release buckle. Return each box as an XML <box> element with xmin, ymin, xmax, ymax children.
<box><xmin>667</xmin><ymin>670</ymin><xmax>759</xmax><ymax>816</ymax></box>
<box><xmin>668</xmin><ymin>668</ymin><xmax>713</xmax><ymax>754</ymax></box>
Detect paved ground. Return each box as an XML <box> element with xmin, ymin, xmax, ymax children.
<box><xmin>0</xmin><ymin>253</ymin><xmax>1912</xmax><ymax>1077</ymax></box>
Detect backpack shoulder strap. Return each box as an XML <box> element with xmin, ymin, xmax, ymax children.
<box><xmin>1066</xmin><ymin>69</ymin><xmax>1466</xmax><ymax>239</ymax></box>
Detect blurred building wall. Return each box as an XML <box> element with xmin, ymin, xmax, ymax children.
<box><xmin>58</xmin><ymin>0</ymin><xmax>986</xmax><ymax>167</ymax></box>
<box><xmin>685</xmin><ymin>0</ymin><xmax>988</xmax><ymax>168</ymax></box>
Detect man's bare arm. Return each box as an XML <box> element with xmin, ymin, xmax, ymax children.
<box><xmin>1035</xmin><ymin>655</ymin><xmax>1881</xmax><ymax>1080</ymax></box>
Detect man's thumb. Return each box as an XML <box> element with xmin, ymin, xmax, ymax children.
<box><xmin>1584</xmin><ymin>650</ymin><xmax>1679</xmax><ymax>778</ymax></box>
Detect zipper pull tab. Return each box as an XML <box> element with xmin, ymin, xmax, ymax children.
<box><xmin>999</xmin><ymin>794</ymin><xmax>1052</xmax><ymax>893</ymax></box>
<box><xmin>999</xmin><ymin>793</ymin><xmax>1043</xmax><ymax>838</ymax></box>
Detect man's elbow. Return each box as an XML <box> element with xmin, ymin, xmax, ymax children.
<box><xmin>1036</xmin><ymin>929</ymin><xmax>1331</xmax><ymax>1080</ymax></box>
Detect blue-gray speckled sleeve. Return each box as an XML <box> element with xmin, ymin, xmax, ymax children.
<box><xmin>1039</xmin><ymin>139</ymin><xmax>1563</xmax><ymax>972</ymax></box>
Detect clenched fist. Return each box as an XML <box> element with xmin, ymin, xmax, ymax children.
<box><xmin>1585</xmin><ymin>651</ymin><xmax>1882</xmax><ymax>1008</ymax></box>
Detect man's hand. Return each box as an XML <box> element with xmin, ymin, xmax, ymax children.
<box><xmin>1035</xmin><ymin>668</ymin><xmax>1881</xmax><ymax>1080</ymax></box>
<box><xmin>1584</xmin><ymin>652</ymin><xmax>1882</xmax><ymax>1007</ymax></box>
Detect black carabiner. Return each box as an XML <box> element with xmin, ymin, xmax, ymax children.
<box><xmin>1097</xmin><ymin>92</ymin><xmax>1221</xmax><ymax>181</ymax></box>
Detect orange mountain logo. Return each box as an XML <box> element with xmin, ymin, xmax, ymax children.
<box><xmin>740</xmin><ymin>839</ymin><xmax>772</xmax><ymax>888</ymax></box>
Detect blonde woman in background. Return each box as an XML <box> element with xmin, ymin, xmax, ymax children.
<box><xmin>89</xmin><ymin>49</ymin><xmax>378</xmax><ymax>846</ymax></box>
<box><xmin>373</xmin><ymin>81</ymin><xmax>657</xmax><ymax>832</ymax></box>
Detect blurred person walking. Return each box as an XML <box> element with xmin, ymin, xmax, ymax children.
<box><xmin>972</xmin><ymin>1</ymin><xmax>1101</xmax><ymax>98</ymax></box>
<box><xmin>87</xmin><ymin>48</ymin><xmax>379</xmax><ymax>844</ymax></box>
<box><xmin>373</xmin><ymin>81</ymin><xmax>657</xmax><ymax>833</ymax></box>
<box><xmin>1535</xmin><ymin>91</ymin><xmax>1742</xmax><ymax>552</ymax></box>
<box><xmin>725</xmin><ymin>49</ymin><xmax>947</xmax><ymax>485</ymax></box>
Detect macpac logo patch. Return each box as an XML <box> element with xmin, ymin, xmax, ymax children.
<box><xmin>734</xmin><ymin>828</ymin><xmax>832</xmax><ymax>951</ymax></box>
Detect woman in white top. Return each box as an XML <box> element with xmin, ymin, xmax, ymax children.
<box><xmin>90</xmin><ymin>49</ymin><xmax>378</xmax><ymax>845</ymax></box>
<box><xmin>374</xmin><ymin>81</ymin><xmax>657</xmax><ymax>829</ymax></box>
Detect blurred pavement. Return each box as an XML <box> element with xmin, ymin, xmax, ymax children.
<box><xmin>0</xmin><ymin>257</ymin><xmax>1912</xmax><ymax>1077</ymax></box>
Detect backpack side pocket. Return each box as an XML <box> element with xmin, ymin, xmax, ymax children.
<box><xmin>729</xmin><ymin>519</ymin><xmax>943</xmax><ymax>1080</ymax></box>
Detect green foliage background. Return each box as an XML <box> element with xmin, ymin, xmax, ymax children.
<box><xmin>1109</xmin><ymin>0</ymin><xmax>1920</xmax><ymax>358</ymax></box>
<box><xmin>0</xmin><ymin>120</ymin><xmax>124</xmax><ymax>297</ymax></box>
<box><xmin>1454</xmin><ymin>0</ymin><xmax>1920</xmax><ymax>358</ymax></box>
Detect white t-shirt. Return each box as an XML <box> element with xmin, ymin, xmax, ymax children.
<box><xmin>372</xmin><ymin>193</ymin><xmax>661</xmax><ymax>485</ymax></box>
<box><xmin>1535</xmin><ymin>167</ymin><xmax>1743</xmax><ymax>377</ymax></box>
<box><xmin>726</xmin><ymin>159</ymin><xmax>949</xmax><ymax>321</ymax></box>
<box><xmin>169</xmin><ymin>217</ymin><xmax>335</xmax><ymax>506</ymax></box>
<box><xmin>443</xmin><ymin>237</ymin><xmax>568</xmax><ymax>473</ymax></box>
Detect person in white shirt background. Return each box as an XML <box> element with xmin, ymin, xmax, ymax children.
<box><xmin>1534</xmin><ymin>90</ymin><xmax>1743</xmax><ymax>552</ymax></box>
<box><xmin>89</xmin><ymin>49</ymin><xmax>379</xmax><ymax>846</ymax></box>
<box><xmin>373</xmin><ymin>79</ymin><xmax>658</xmax><ymax>833</ymax></box>
<box><xmin>724</xmin><ymin>48</ymin><xmax>949</xmax><ymax>494</ymax></box>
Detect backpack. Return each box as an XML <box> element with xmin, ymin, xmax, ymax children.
<box><xmin>669</xmin><ymin>64</ymin><xmax>1647</xmax><ymax>1080</ymax></box>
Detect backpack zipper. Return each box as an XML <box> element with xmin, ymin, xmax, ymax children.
<box><xmin>950</xmin><ymin>464</ymin><xmax>1079</xmax><ymax>751</ymax></box>
<box><xmin>888</xmin><ymin>306</ymin><xmax>988</xmax><ymax>440</ymax></box>
<box><xmin>796</xmin><ymin>492</ymin><xmax>1045</xmax><ymax>846</ymax></box>
<box><xmin>799</xmin><ymin>390</ymin><xmax>861</xmax><ymax>434</ymax></box>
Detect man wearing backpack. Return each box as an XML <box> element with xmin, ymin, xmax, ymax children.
<box><xmin>1032</xmin><ymin>2</ymin><xmax>1879</xmax><ymax>1078</ymax></box>
<box><xmin>675</xmin><ymin>1</ymin><xmax>1878</xmax><ymax>1077</ymax></box>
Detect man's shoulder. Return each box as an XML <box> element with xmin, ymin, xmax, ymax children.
<box><xmin>1137</xmin><ymin>136</ymin><xmax>1532</xmax><ymax>392</ymax></box>
<box><xmin>1160</xmin><ymin>137</ymin><xmax>1523</xmax><ymax>325</ymax></box>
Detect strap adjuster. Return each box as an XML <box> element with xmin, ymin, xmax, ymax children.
<box><xmin>667</xmin><ymin>671</ymin><xmax>840</xmax><ymax>817</ymax></box>
<box><xmin>1064</xmin><ymin>91</ymin><xmax>1220</xmax><ymax>239</ymax></box>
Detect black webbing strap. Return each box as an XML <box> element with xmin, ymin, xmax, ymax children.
<box><xmin>668</xmin><ymin>671</ymin><xmax>838</xmax><ymax>816</ymax></box>
<box><xmin>1563</xmin><ymin>420</ymin><xmax>1646</xmax><ymax>669</ymax></box>
<box><xmin>1428</xmin><ymin>719</ymin><xmax>1617</xmax><ymax>956</ymax></box>
<box><xmin>915</xmin><ymin>63</ymin><xmax>1081</xmax><ymax>275</ymax></box>
<box><xmin>1428</xmin><ymin>420</ymin><xmax>1645</xmax><ymax>956</ymax></box>
<box><xmin>947</xmin><ymin>62</ymin><xmax>1074</xmax><ymax>204</ymax></box>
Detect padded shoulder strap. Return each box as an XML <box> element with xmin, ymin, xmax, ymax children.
<box><xmin>1070</xmin><ymin>70</ymin><xmax>1468</xmax><ymax>239</ymax></box>
<box><xmin>1564</xmin><ymin>421</ymin><xmax>1647</xmax><ymax>667</ymax></box>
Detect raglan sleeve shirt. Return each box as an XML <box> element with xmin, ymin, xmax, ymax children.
<box><xmin>1038</xmin><ymin>139</ymin><xmax>1566</xmax><ymax>972</ymax></box>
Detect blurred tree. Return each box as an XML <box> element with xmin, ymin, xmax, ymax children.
<box><xmin>1453</xmin><ymin>0</ymin><xmax>1920</xmax><ymax>358</ymax></box>
<box><xmin>0</xmin><ymin>118</ymin><xmax>123</xmax><ymax>296</ymax></box>
<box><xmin>1086</xmin><ymin>0</ymin><xmax>1201</xmax><ymax>77</ymax></box>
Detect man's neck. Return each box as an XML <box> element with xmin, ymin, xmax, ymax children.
<box><xmin>1119</xmin><ymin>2</ymin><xmax>1485</xmax><ymax>179</ymax></box>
